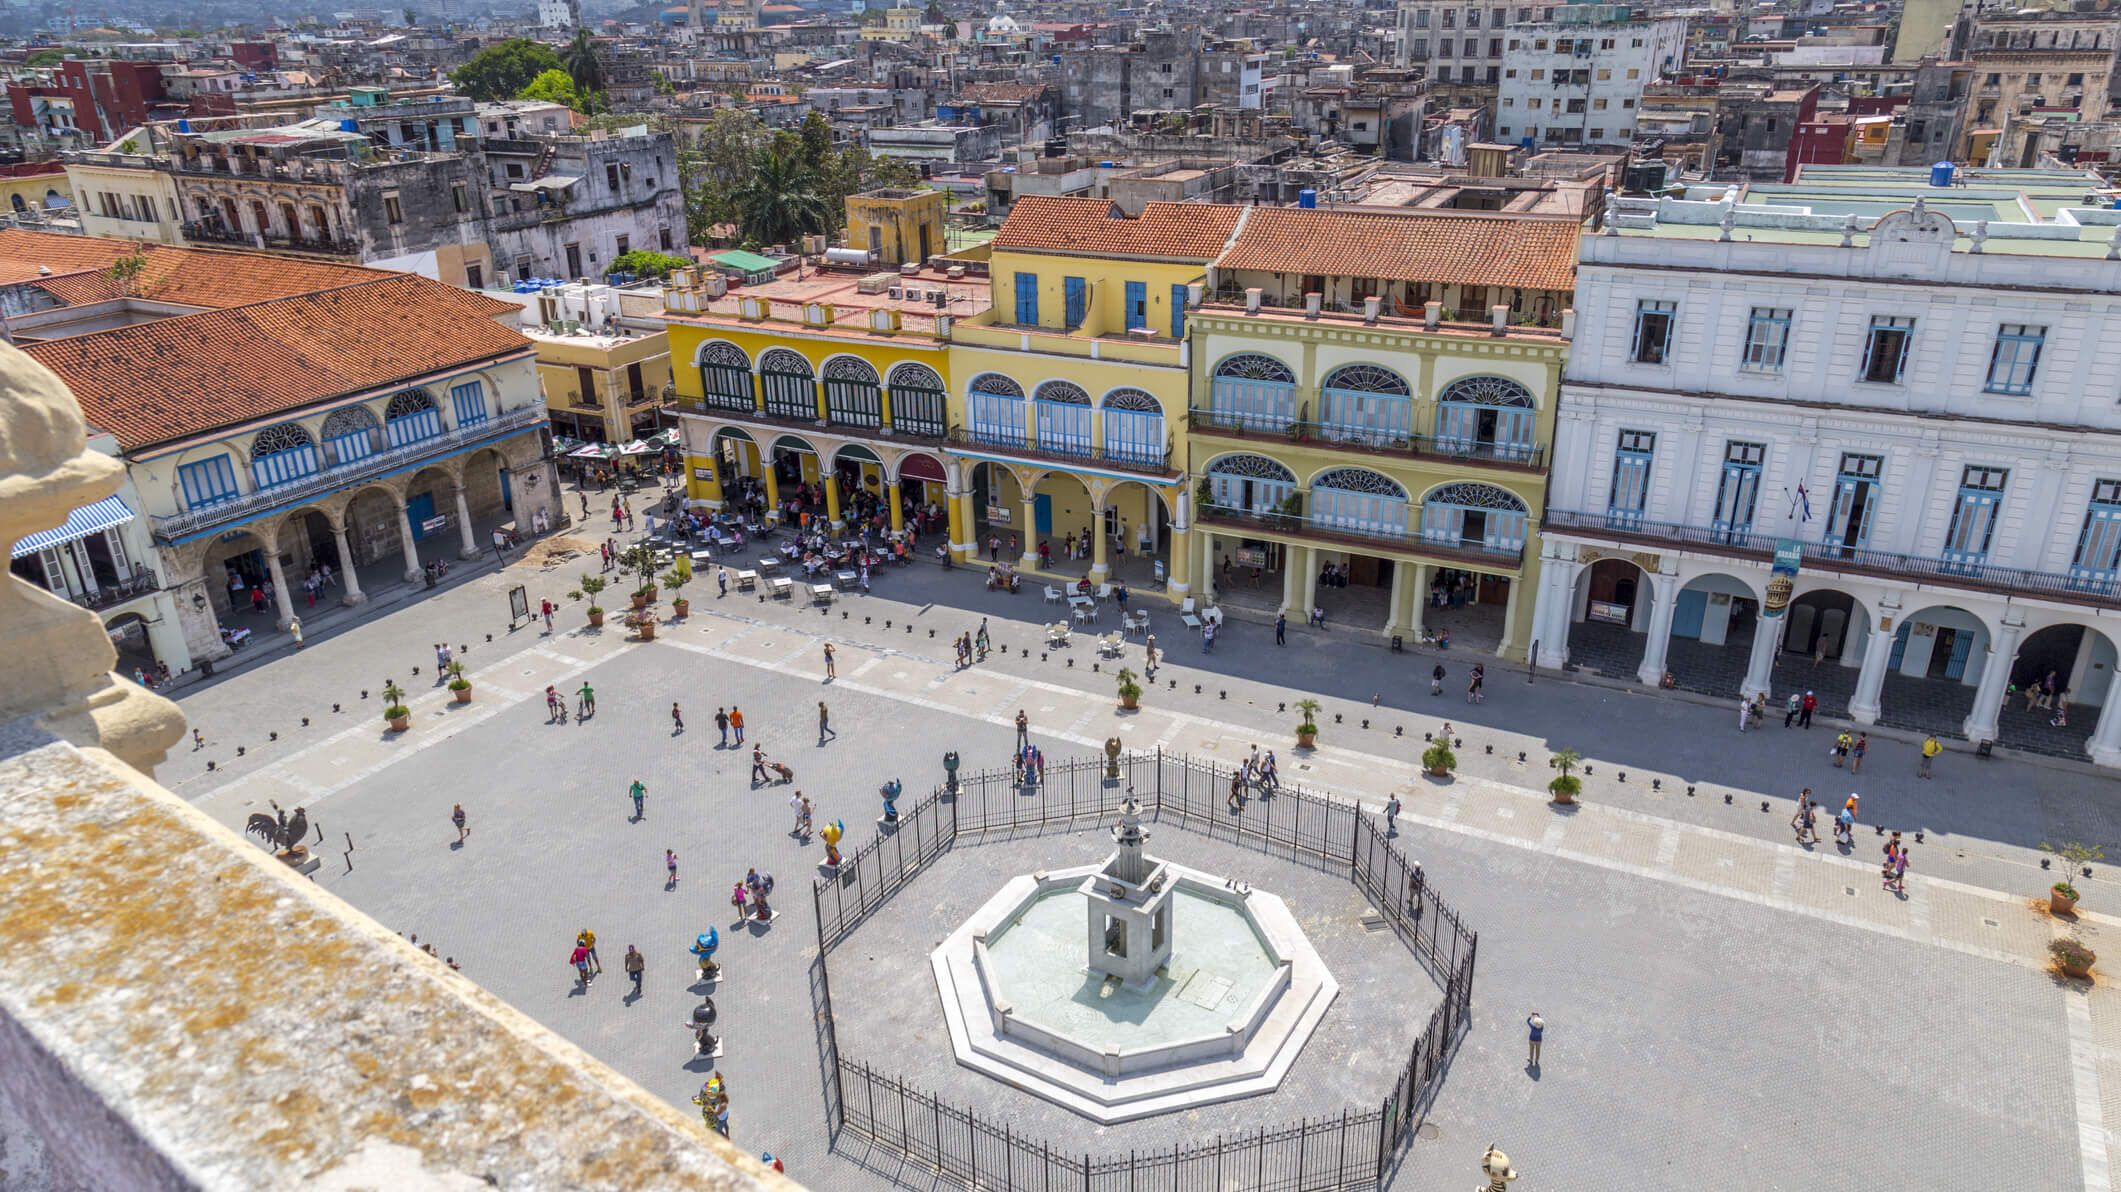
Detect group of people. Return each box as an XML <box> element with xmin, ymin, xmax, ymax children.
<box><xmin>953</xmin><ymin>621</ymin><xmax>991</xmax><ymax>668</ymax></box>
<box><xmin>2020</xmin><ymin>671</ymin><xmax>2074</xmax><ymax>727</ymax></box>
<box><xmin>1427</xmin><ymin>662</ymin><xmax>1484</xmax><ymax>702</ymax></box>
<box><xmin>730</xmin><ymin>868</ymin><xmax>775</xmax><ymax>922</ymax></box>
<box><xmin>1225</xmin><ymin>745</ymin><xmax>1282</xmax><ymax>810</ymax></box>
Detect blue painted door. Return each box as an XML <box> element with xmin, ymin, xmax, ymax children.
<box><xmin>407</xmin><ymin>492</ymin><xmax>437</xmax><ymax>540</ymax></box>
<box><xmin>1672</xmin><ymin>589</ymin><xmax>1707</xmax><ymax>639</ymax></box>
<box><xmin>1889</xmin><ymin>623</ymin><xmax>1910</xmax><ymax>671</ymax></box>
<box><xmin>1034</xmin><ymin>494</ymin><xmax>1052</xmax><ymax>536</ymax></box>
<box><xmin>1945</xmin><ymin>630</ymin><xmax>1974</xmax><ymax>680</ymax></box>
<box><xmin>499</xmin><ymin>467</ymin><xmax>512</xmax><ymax>512</ymax></box>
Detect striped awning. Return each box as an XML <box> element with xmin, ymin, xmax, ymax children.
<box><xmin>11</xmin><ymin>495</ymin><xmax>136</xmax><ymax>560</ymax></box>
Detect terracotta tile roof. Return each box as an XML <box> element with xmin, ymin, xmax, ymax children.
<box><xmin>993</xmin><ymin>196</ymin><xmax>1242</xmax><ymax>261</ymax></box>
<box><xmin>0</xmin><ymin>231</ymin><xmax>388</xmax><ymax>306</ymax></box>
<box><xmin>1214</xmin><ymin>207</ymin><xmax>1579</xmax><ymax>292</ymax></box>
<box><xmin>24</xmin><ymin>275</ymin><xmax>528</xmax><ymax>452</ymax></box>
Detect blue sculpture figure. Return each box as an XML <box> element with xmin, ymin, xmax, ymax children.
<box><xmin>691</xmin><ymin>928</ymin><xmax>720</xmax><ymax>980</ymax></box>
<box><xmin>880</xmin><ymin>778</ymin><xmax>902</xmax><ymax>823</ymax></box>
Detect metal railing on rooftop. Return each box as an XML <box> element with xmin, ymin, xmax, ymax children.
<box><xmin>1196</xmin><ymin>501</ymin><xmax>1526</xmax><ymax>568</ymax></box>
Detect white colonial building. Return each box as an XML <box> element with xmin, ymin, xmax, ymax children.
<box><xmin>1494</xmin><ymin>4</ymin><xmax>1685</xmax><ymax>151</ymax></box>
<box><xmin>1531</xmin><ymin>167</ymin><xmax>2121</xmax><ymax>767</ymax></box>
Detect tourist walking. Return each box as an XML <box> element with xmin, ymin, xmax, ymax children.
<box><xmin>1016</xmin><ymin>710</ymin><xmax>1029</xmax><ymax>750</ymax></box>
<box><xmin>1737</xmin><ymin>696</ymin><xmax>1751</xmax><ymax>733</ymax></box>
<box><xmin>1919</xmin><ymin>733</ymin><xmax>1940</xmax><ymax>778</ymax></box>
<box><xmin>1526</xmin><ymin>1013</ymin><xmax>1544</xmax><ymax>1067</ymax></box>
<box><xmin>1832</xmin><ymin>729</ymin><xmax>1852</xmax><ymax>768</ymax></box>
<box><xmin>1851</xmin><ymin>732</ymin><xmax>1868</xmax><ymax>774</ymax></box>
<box><xmin>1799</xmin><ymin>691</ymin><xmax>1817</xmax><ymax>728</ymax></box>
<box><xmin>451</xmin><ymin>802</ymin><xmax>468</xmax><ymax>844</ymax></box>
<box><xmin>576</xmin><ymin>681</ymin><xmax>596</xmax><ymax>717</ymax></box>
<box><xmin>630</xmin><ymin>778</ymin><xmax>646</xmax><ymax>821</ymax></box>
<box><xmin>1384</xmin><ymin>794</ymin><xmax>1401</xmax><ymax>835</ymax></box>
<box><xmin>823</xmin><ymin>642</ymin><xmax>836</xmax><ymax>679</ymax></box>
<box><xmin>571</xmin><ymin>945</ymin><xmax>592</xmax><ymax>988</ymax></box>
<box><xmin>624</xmin><ymin>945</ymin><xmax>644</xmax><ymax>995</ymax></box>
<box><xmin>577</xmin><ymin>928</ymin><xmax>601</xmax><ymax>973</ymax></box>
<box><xmin>1784</xmin><ymin>691</ymin><xmax>1801</xmax><ymax>728</ymax></box>
<box><xmin>1467</xmin><ymin>665</ymin><xmax>1484</xmax><ymax>704</ymax></box>
<box><xmin>1791</xmin><ymin>788</ymin><xmax>1816</xmax><ymax>843</ymax></box>
<box><xmin>819</xmin><ymin>701</ymin><xmax>836</xmax><ymax>742</ymax></box>
<box><xmin>671</xmin><ymin>702</ymin><xmax>684</xmax><ymax>733</ymax></box>
<box><xmin>751</xmin><ymin>745</ymin><xmax>771</xmax><ymax>785</ymax></box>
<box><xmin>666</xmin><ymin>849</ymin><xmax>679</xmax><ymax>886</ymax></box>
<box><xmin>715</xmin><ymin>707</ymin><xmax>729</xmax><ymax>746</ymax></box>
<box><xmin>1144</xmin><ymin>636</ymin><xmax>1158</xmax><ymax>678</ymax></box>
<box><xmin>1432</xmin><ymin>663</ymin><xmax>1446</xmax><ymax>696</ymax></box>
<box><xmin>1275</xmin><ymin>613</ymin><xmax>1286</xmax><ymax>646</ymax></box>
<box><xmin>541</xmin><ymin>598</ymin><xmax>554</xmax><ymax>632</ymax></box>
<box><xmin>730</xmin><ymin>706</ymin><xmax>745</xmax><ymax>744</ymax></box>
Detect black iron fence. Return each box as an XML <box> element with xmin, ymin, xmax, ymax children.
<box><xmin>811</xmin><ymin>749</ymin><xmax>1476</xmax><ymax>1191</ymax></box>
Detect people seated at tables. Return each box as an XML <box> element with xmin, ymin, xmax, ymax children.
<box><xmin>987</xmin><ymin>565</ymin><xmax>1020</xmax><ymax>593</ymax></box>
<box><xmin>1075</xmin><ymin>576</ymin><xmax>1093</xmax><ymax>596</ymax></box>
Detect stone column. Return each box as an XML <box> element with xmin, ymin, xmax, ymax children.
<box><xmin>887</xmin><ymin>482</ymin><xmax>903</xmax><ymax>533</ymax></box>
<box><xmin>1847</xmin><ymin>622</ymin><xmax>1899</xmax><ymax>725</ymax></box>
<box><xmin>1635</xmin><ymin>573</ymin><xmax>1681</xmax><ymax>687</ymax></box>
<box><xmin>1407</xmin><ymin>562</ymin><xmax>1431</xmax><ymax>642</ymax></box>
<box><xmin>454</xmin><ymin>486</ymin><xmax>481</xmax><ymax>560</ymax></box>
<box><xmin>1301</xmin><ymin>552</ymin><xmax>1320</xmax><ymax>617</ymax></box>
<box><xmin>1963</xmin><ymin>618</ymin><xmax>2026</xmax><ymax>743</ymax></box>
<box><xmin>760</xmin><ymin>465</ymin><xmax>779</xmax><ymax>519</ymax></box>
<box><xmin>1741</xmin><ymin>610</ymin><xmax>1782</xmax><ymax>701</ymax></box>
<box><xmin>1167</xmin><ymin>519</ymin><xmax>1192</xmax><ymax>597</ymax></box>
<box><xmin>332</xmin><ymin>522</ymin><xmax>366</xmax><ymax>606</ymax></box>
<box><xmin>1089</xmin><ymin>502</ymin><xmax>1110</xmax><ymax>581</ymax></box>
<box><xmin>1019</xmin><ymin>492</ymin><xmax>1038</xmax><ymax>568</ymax></box>
<box><xmin>264</xmin><ymin>548</ymin><xmax>296</xmax><ymax>631</ymax></box>
<box><xmin>1279</xmin><ymin>544</ymin><xmax>1307</xmax><ymax>616</ymax></box>
<box><xmin>1198</xmin><ymin>530</ymin><xmax>1216</xmax><ymax>603</ymax></box>
<box><xmin>824</xmin><ymin>473</ymin><xmax>842</xmax><ymax>528</ymax></box>
<box><xmin>1497</xmin><ymin>574</ymin><xmax>1524</xmax><ymax>658</ymax></box>
<box><xmin>1382</xmin><ymin>559</ymin><xmax>1411</xmax><ymax>638</ymax></box>
<box><xmin>689</xmin><ymin>458</ymin><xmax>723</xmax><ymax>509</ymax></box>
<box><xmin>396</xmin><ymin>502</ymin><xmax>423</xmax><ymax>582</ymax></box>
<box><xmin>2087</xmin><ymin>668</ymin><xmax>2121</xmax><ymax>769</ymax></box>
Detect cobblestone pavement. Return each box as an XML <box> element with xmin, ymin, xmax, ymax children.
<box><xmin>171</xmin><ymin>556</ymin><xmax>2121</xmax><ymax>1190</ymax></box>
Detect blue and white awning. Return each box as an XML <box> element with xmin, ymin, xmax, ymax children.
<box><xmin>11</xmin><ymin>495</ymin><xmax>136</xmax><ymax>560</ymax></box>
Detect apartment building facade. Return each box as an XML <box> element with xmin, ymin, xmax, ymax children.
<box><xmin>1494</xmin><ymin>4</ymin><xmax>1685</xmax><ymax>151</ymax></box>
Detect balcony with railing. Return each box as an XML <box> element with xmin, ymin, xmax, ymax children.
<box><xmin>1543</xmin><ymin>509</ymin><xmax>2121</xmax><ymax>610</ymax></box>
<box><xmin>670</xmin><ymin>390</ymin><xmax>950</xmax><ymax>444</ymax></box>
<box><xmin>182</xmin><ymin>222</ymin><xmax>360</xmax><ymax>255</ymax></box>
<box><xmin>70</xmin><ymin>567</ymin><xmax>160</xmax><ymax>612</ymax></box>
<box><xmin>945</xmin><ymin>425</ymin><xmax>1176</xmax><ymax>477</ymax></box>
<box><xmin>150</xmin><ymin>403</ymin><xmax>545</xmax><ymax>544</ymax></box>
<box><xmin>1188</xmin><ymin>404</ymin><xmax>1547</xmax><ymax>473</ymax></box>
<box><xmin>1195</xmin><ymin>501</ymin><xmax>1526</xmax><ymax>569</ymax></box>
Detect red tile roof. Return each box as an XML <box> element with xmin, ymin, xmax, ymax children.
<box><xmin>1214</xmin><ymin>207</ymin><xmax>1579</xmax><ymax>292</ymax></box>
<box><xmin>24</xmin><ymin>274</ymin><xmax>528</xmax><ymax>452</ymax></box>
<box><xmin>0</xmin><ymin>232</ymin><xmax>389</xmax><ymax>307</ymax></box>
<box><xmin>993</xmin><ymin>196</ymin><xmax>1242</xmax><ymax>261</ymax></box>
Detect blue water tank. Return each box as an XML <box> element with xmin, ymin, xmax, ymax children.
<box><xmin>1930</xmin><ymin>160</ymin><xmax>1955</xmax><ymax>187</ymax></box>
<box><xmin>1298</xmin><ymin>188</ymin><xmax>1316</xmax><ymax>208</ymax></box>
<box><xmin>2111</xmin><ymin>197</ymin><xmax>2121</xmax><ymax>210</ymax></box>
<box><xmin>340</xmin><ymin>119</ymin><xmax>357</xmax><ymax>132</ymax></box>
<box><xmin>1099</xmin><ymin>160</ymin><xmax>1115</xmax><ymax>168</ymax></box>
<box><xmin>177</xmin><ymin>118</ymin><xmax>190</xmax><ymax>133</ymax></box>
<box><xmin>1519</xmin><ymin>136</ymin><xmax>1535</xmax><ymax>151</ymax></box>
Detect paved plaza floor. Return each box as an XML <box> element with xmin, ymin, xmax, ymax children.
<box><xmin>168</xmin><ymin>545</ymin><xmax>2121</xmax><ymax>1190</ymax></box>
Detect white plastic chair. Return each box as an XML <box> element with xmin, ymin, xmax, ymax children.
<box><xmin>1096</xmin><ymin>583</ymin><xmax>1115</xmax><ymax>601</ymax></box>
<box><xmin>1044</xmin><ymin>585</ymin><xmax>1063</xmax><ymax>604</ymax></box>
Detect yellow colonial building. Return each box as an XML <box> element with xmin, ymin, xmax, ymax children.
<box><xmin>1184</xmin><ymin>206</ymin><xmax>1579</xmax><ymax>660</ymax></box>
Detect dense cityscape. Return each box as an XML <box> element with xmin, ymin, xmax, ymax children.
<box><xmin>1</xmin><ymin>0</ymin><xmax>2119</xmax><ymax>1187</ymax></box>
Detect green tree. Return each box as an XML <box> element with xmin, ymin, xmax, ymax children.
<box><xmin>606</xmin><ymin>249</ymin><xmax>693</xmax><ymax>278</ymax></box>
<box><xmin>922</xmin><ymin>0</ymin><xmax>945</xmax><ymax>22</ymax></box>
<box><xmin>453</xmin><ymin>38</ymin><xmax>563</xmax><ymax>101</ymax></box>
<box><xmin>797</xmin><ymin>110</ymin><xmax>835</xmax><ymax>175</ymax></box>
<box><xmin>404</xmin><ymin>6</ymin><xmax>416</xmax><ymax>24</ymax></box>
<box><xmin>676</xmin><ymin>108</ymin><xmax>769</xmax><ymax>239</ymax></box>
<box><xmin>518</xmin><ymin>68</ymin><xmax>582</xmax><ymax>110</ymax></box>
<box><xmin>25</xmin><ymin>48</ymin><xmax>66</xmax><ymax>67</ymax></box>
<box><xmin>732</xmin><ymin>146</ymin><xmax>831</xmax><ymax>246</ymax></box>
<box><xmin>562</xmin><ymin>29</ymin><xmax>606</xmax><ymax>101</ymax></box>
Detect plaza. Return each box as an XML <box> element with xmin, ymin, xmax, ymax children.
<box><xmin>170</xmin><ymin>535</ymin><xmax>2119</xmax><ymax>1189</ymax></box>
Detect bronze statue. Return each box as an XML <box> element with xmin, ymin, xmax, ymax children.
<box><xmin>245</xmin><ymin>800</ymin><xmax>311</xmax><ymax>864</ymax></box>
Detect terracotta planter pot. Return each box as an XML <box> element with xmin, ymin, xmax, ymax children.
<box><xmin>1120</xmin><ymin>693</ymin><xmax>1139</xmax><ymax>710</ymax></box>
<box><xmin>631</xmin><ymin>594</ymin><xmax>647</xmax><ymax>610</ymax></box>
<box><xmin>638</xmin><ymin>621</ymin><xmax>658</xmax><ymax>641</ymax></box>
<box><xmin>588</xmin><ymin>609</ymin><xmax>605</xmax><ymax>628</ymax></box>
<box><xmin>644</xmin><ymin>586</ymin><xmax>658</xmax><ymax>603</ymax></box>
<box><xmin>1552</xmin><ymin>789</ymin><xmax>1577</xmax><ymax>805</ymax></box>
<box><xmin>673</xmin><ymin>598</ymin><xmax>690</xmax><ymax>618</ymax></box>
<box><xmin>1428</xmin><ymin>766</ymin><xmax>1451</xmax><ymax>778</ymax></box>
<box><xmin>1296</xmin><ymin>730</ymin><xmax>1317</xmax><ymax>748</ymax></box>
<box><xmin>2053</xmin><ymin>887</ymin><xmax>2082</xmax><ymax>915</ymax></box>
<box><xmin>2062</xmin><ymin>952</ymin><xmax>2097</xmax><ymax>979</ymax></box>
<box><xmin>452</xmin><ymin>685</ymin><xmax>472</xmax><ymax>704</ymax></box>
<box><xmin>387</xmin><ymin>714</ymin><xmax>410</xmax><ymax>733</ymax></box>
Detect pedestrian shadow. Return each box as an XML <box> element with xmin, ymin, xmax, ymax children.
<box><xmin>1525</xmin><ymin>1060</ymin><xmax>1542</xmax><ymax>1081</ymax></box>
<box><xmin>665</xmin><ymin>878</ymin><xmax>678</xmax><ymax>893</ymax></box>
<box><xmin>623</xmin><ymin>986</ymin><xmax>643</xmax><ymax>1007</ymax></box>
<box><xmin>1546</xmin><ymin>801</ymin><xmax>1582</xmax><ymax>818</ymax></box>
<box><xmin>449</xmin><ymin>840</ymin><xmax>464</xmax><ymax>851</ymax></box>
<box><xmin>682</xmin><ymin>1053</ymin><xmax>721</xmax><ymax>1074</ymax></box>
<box><xmin>567</xmin><ymin>983</ymin><xmax>589</xmax><ymax>998</ymax></box>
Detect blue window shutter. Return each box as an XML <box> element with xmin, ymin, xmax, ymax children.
<box><xmin>1015</xmin><ymin>272</ymin><xmax>1038</xmax><ymax>325</ymax></box>
<box><xmin>1063</xmin><ymin>277</ymin><xmax>1085</xmax><ymax>329</ymax></box>
<box><xmin>1125</xmin><ymin>281</ymin><xmax>1146</xmax><ymax>330</ymax></box>
<box><xmin>1170</xmin><ymin>284</ymin><xmax>1187</xmax><ymax>339</ymax></box>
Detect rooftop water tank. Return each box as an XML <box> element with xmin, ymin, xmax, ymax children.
<box><xmin>1298</xmin><ymin>188</ymin><xmax>1316</xmax><ymax>208</ymax></box>
<box><xmin>1930</xmin><ymin>160</ymin><xmax>1955</xmax><ymax>187</ymax></box>
<box><xmin>1099</xmin><ymin>161</ymin><xmax>1115</xmax><ymax>167</ymax></box>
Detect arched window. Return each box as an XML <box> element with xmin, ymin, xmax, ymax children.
<box><xmin>320</xmin><ymin>405</ymin><xmax>381</xmax><ymax>466</ymax></box>
<box><xmin>249</xmin><ymin>422</ymin><xmax>318</xmax><ymax>490</ymax></box>
<box><xmin>1420</xmin><ymin>482</ymin><xmax>1529</xmax><ymax>556</ymax></box>
<box><xmin>1435</xmin><ymin>376</ymin><xmax>1538</xmax><ymax>462</ymax></box>
<box><xmin>1204</xmin><ymin>453</ymin><xmax>1297</xmax><ymax>514</ymax></box>
<box><xmin>822</xmin><ymin>356</ymin><xmax>882</xmax><ymax>429</ymax></box>
<box><xmin>699</xmin><ymin>341</ymin><xmax>754</xmax><ymax>412</ymax></box>
<box><xmin>1208</xmin><ymin>353</ymin><xmax>1299</xmax><ymax>431</ymax></box>
<box><xmin>384</xmin><ymin>388</ymin><xmax>442</xmax><ymax>448</ymax></box>
<box><xmin>1033</xmin><ymin>380</ymin><xmax>1092</xmax><ymax>456</ymax></box>
<box><xmin>1320</xmin><ymin>364</ymin><xmax>1413</xmax><ymax>447</ymax></box>
<box><xmin>759</xmin><ymin>348</ymin><xmax>817</xmax><ymax>420</ymax></box>
<box><xmin>967</xmin><ymin>372</ymin><xmax>1026</xmax><ymax>446</ymax></box>
<box><xmin>1312</xmin><ymin>468</ymin><xmax>1408</xmax><ymax>537</ymax></box>
<box><xmin>1102</xmin><ymin>388</ymin><xmax>1165</xmax><ymax>468</ymax></box>
<box><xmin>887</xmin><ymin>362</ymin><xmax>947</xmax><ymax>438</ymax></box>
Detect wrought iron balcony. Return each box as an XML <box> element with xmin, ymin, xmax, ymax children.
<box><xmin>1195</xmin><ymin>502</ymin><xmax>1525</xmax><ymax>568</ymax></box>
<box><xmin>944</xmin><ymin>427</ymin><xmax>1175</xmax><ymax>477</ymax></box>
<box><xmin>1188</xmin><ymin>407</ymin><xmax>1546</xmax><ymax>472</ymax></box>
<box><xmin>69</xmin><ymin>568</ymin><xmax>160</xmax><ymax>612</ymax></box>
<box><xmin>671</xmin><ymin>393</ymin><xmax>947</xmax><ymax>444</ymax></box>
<box><xmin>1542</xmin><ymin>509</ymin><xmax>2121</xmax><ymax>609</ymax></box>
<box><xmin>150</xmin><ymin>404</ymin><xmax>545</xmax><ymax>544</ymax></box>
<box><xmin>182</xmin><ymin>222</ymin><xmax>359</xmax><ymax>255</ymax></box>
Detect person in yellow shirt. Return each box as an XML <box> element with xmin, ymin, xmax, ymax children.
<box><xmin>1919</xmin><ymin>734</ymin><xmax>1942</xmax><ymax>779</ymax></box>
<box><xmin>576</xmin><ymin>928</ymin><xmax>600</xmax><ymax>973</ymax></box>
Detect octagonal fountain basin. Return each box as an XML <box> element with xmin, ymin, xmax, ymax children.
<box><xmin>932</xmin><ymin>862</ymin><xmax>1337</xmax><ymax>1124</ymax></box>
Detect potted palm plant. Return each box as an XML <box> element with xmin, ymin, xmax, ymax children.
<box><xmin>1548</xmin><ymin>747</ymin><xmax>1582</xmax><ymax>804</ymax></box>
<box><xmin>382</xmin><ymin>681</ymin><xmax>410</xmax><ymax>733</ymax></box>
<box><xmin>1422</xmin><ymin>740</ymin><xmax>1456</xmax><ymax>778</ymax></box>
<box><xmin>445</xmin><ymin>659</ymin><xmax>471</xmax><ymax>704</ymax></box>
<box><xmin>576</xmin><ymin>574</ymin><xmax>607</xmax><ymax>627</ymax></box>
<box><xmin>1116</xmin><ymin>667</ymin><xmax>1141</xmax><ymax>710</ymax></box>
<box><xmin>663</xmin><ymin>560</ymin><xmax>692</xmax><ymax>618</ymax></box>
<box><xmin>2052</xmin><ymin>936</ymin><xmax>2098</xmax><ymax>979</ymax></box>
<box><xmin>2042</xmin><ymin>841</ymin><xmax>2104</xmax><ymax>914</ymax></box>
<box><xmin>1294</xmin><ymin>697</ymin><xmax>1321</xmax><ymax>748</ymax></box>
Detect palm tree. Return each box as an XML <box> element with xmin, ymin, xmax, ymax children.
<box><xmin>562</xmin><ymin>29</ymin><xmax>605</xmax><ymax>107</ymax></box>
<box><xmin>733</xmin><ymin>147</ymin><xmax>831</xmax><ymax>247</ymax></box>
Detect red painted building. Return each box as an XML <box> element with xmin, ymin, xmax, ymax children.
<box><xmin>229</xmin><ymin>43</ymin><xmax>280</xmax><ymax>71</ymax></box>
<box><xmin>1786</xmin><ymin>114</ymin><xmax>1853</xmax><ymax>180</ymax></box>
<box><xmin>6</xmin><ymin>59</ymin><xmax>170</xmax><ymax>144</ymax></box>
